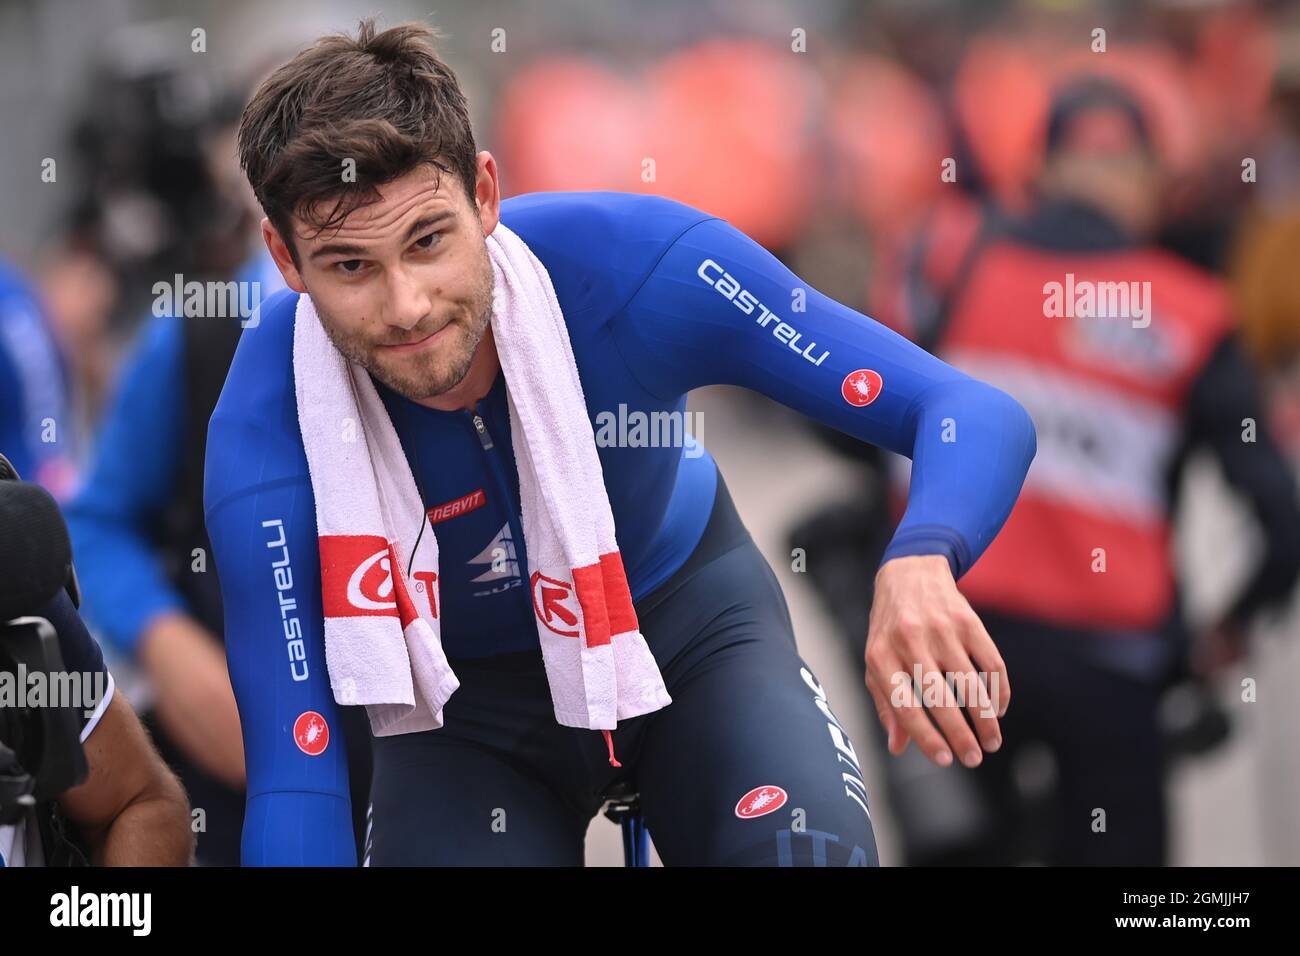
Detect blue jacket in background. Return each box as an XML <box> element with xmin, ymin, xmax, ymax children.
<box><xmin>0</xmin><ymin>258</ymin><xmax>75</xmax><ymax>495</ymax></box>
<box><xmin>65</xmin><ymin>254</ymin><xmax>283</xmax><ymax>656</ymax></box>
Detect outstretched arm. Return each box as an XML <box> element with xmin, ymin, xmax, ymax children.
<box><xmin>615</xmin><ymin>214</ymin><xmax>1037</xmax><ymax>767</ymax></box>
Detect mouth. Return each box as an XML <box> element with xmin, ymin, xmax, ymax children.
<box><xmin>379</xmin><ymin>322</ymin><xmax>454</xmax><ymax>355</ymax></box>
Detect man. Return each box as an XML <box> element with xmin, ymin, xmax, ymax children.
<box><xmin>1</xmin><ymin>593</ymin><xmax>195</xmax><ymax>867</ymax></box>
<box><xmin>207</xmin><ymin>20</ymin><xmax>1036</xmax><ymax>866</ymax></box>
<box><xmin>877</xmin><ymin>78</ymin><xmax>1300</xmax><ymax>864</ymax></box>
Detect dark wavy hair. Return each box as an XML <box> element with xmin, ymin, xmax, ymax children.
<box><xmin>237</xmin><ymin>18</ymin><xmax>478</xmax><ymax>264</ymax></box>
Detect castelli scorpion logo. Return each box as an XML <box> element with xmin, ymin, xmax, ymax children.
<box><xmin>735</xmin><ymin>785</ymin><xmax>788</xmax><ymax>819</ymax></box>
<box><xmin>294</xmin><ymin>711</ymin><xmax>330</xmax><ymax>756</ymax></box>
<box><xmin>841</xmin><ymin>368</ymin><xmax>883</xmax><ymax>408</ymax></box>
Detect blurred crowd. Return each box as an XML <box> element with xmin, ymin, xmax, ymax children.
<box><xmin>3</xmin><ymin>0</ymin><xmax>1300</xmax><ymax>865</ymax></box>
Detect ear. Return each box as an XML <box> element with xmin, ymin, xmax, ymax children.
<box><xmin>262</xmin><ymin>218</ymin><xmax>307</xmax><ymax>293</ymax></box>
<box><xmin>474</xmin><ymin>151</ymin><xmax>501</xmax><ymax>237</ymax></box>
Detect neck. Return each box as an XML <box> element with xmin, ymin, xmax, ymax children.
<box><xmin>415</xmin><ymin>325</ymin><xmax>499</xmax><ymax>413</ymax></box>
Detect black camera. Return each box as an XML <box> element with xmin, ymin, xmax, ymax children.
<box><xmin>0</xmin><ymin>617</ymin><xmax>90</xmax><ymax>824</ymax></box>
<box><xmin>0</xmin><ymin>452</ymin><xmax>91</xmax><ymax>826</ymax></box>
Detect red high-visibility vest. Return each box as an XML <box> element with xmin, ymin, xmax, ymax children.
<box><xmin>934</xmin><ymin>240</ymin><xmax>1232</xmax><ymax>631</ymax></box>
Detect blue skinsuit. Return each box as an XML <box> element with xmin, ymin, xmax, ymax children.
<box><xmin>204</xmin><ymin>192</ymin><xmax>1036</xmax><ymax>864</ymax></box>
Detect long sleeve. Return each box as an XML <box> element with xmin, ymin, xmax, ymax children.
<box><xmin>612</xmin><ymin>215</ymin><xmax>1037</xmax><ymax>579</ymax></box>
<box><xmin>64</xmin><ymin>317</ymin><xmax>189</xmax><ymax>655</ymax></box>
<box><xmin>1184</xmin><ymin>334</ymin><xmax>1300</xmax><ymax>624</ymax></box>
<box><xmin>204</xmin><ymin>290</ymin><xmax>356</xmax><ymax>866</ymax></box>
<box><xmin>206</xmin><ymin>456</ymin><xmax>356</xmax><ymax>866</ymax></box>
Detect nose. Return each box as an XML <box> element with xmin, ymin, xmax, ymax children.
<box><xmin>382</xmin><ymin>264</ymin><xmax>433</xmax><ymax>332</ymax></box>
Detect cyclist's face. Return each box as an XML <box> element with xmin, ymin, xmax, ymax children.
<box><xmin>265</xmin><ymin>155</ymin><xmax>501</xmax><ymax>402</ymax></box>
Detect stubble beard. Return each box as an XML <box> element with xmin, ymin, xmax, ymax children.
<box><xmin>318</xmin><ymin>248</ymin><xmax>495</xmax><ymax>402</ymax></box>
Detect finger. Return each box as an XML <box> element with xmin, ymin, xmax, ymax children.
<box><xmin>914</xmin><ymin>655</ymin><xmax>984</xmax><ymax>767</ymax></box>
<box><xmin>865</xmin><ymin>642</ymin><xmax>910</xmax><ymax>753</ymax></box>
<box><xmin>940</xmin><ymin>618</ymin><xmax>1003</xmax><ymax>751</ymax></box>
<box><xmin>877</xmin><ymin>653</ymin><xmax>955</xmax><ymax>766</ymax></box>
<box><xmin>960</xmin><ymin>611</ymin><xmax>1011</xmax><ymax>718</ymax></box>
<box><xmin>865</xmin><ymin>668</ymin><xmax>909</xmax><ymax>754</ymax></box>
<box><xmin>939</xmin><ymin>649</ymin><xmax>1002</xmax><ymax>754</ymax></box>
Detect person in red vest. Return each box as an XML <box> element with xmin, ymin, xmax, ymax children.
<box><xmin>881</xmin><ymin>77</ymin><xmax>1300</xmax><ymax>865</ymax></box>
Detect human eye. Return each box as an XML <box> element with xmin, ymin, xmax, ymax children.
<box><xmin>335</xmin><ymin>258</ymin><xmax>367</xmax><ymax>276</ymax></box>
<box><xmin>413</xmin><ymin>231</ymin><xmax>441</xmax><ymax>251</ymax></box>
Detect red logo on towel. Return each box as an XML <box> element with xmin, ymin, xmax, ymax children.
<box><xmin>841</xmin><ymin>369</ymin><xmax>883</xmax><ymax>407</ymax></box>
<box><xmin>531</xmin><ymin>571</ymin><xmax>580</xmax><ymax>637</ymax></box>
<box><xmin>427</xmin><ymin>488</ymin><xmax>487</xmax><ymax>525</ymax></box>
<box><xmin>735</xmin><ymin>785</ymin><xmax>788</xmax><ymax>819</ymax></box>
<box><xmin>320</xmin><ymin>534</ymin><xmax>419</xmax><ymax>626</ymax></box>
<box><xmin>294</xmin><ymin>711</ymin><xmax>330</xmax><ymax>756</ymax></box>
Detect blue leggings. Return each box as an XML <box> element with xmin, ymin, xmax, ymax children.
<box><xmin>366</xmin><ymin>473</ymin><xmax>879</xmax><ymax>866</ymax></box>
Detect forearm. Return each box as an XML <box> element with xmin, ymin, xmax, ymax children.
<box><xmin>243</xmin><ymin>791</ymin><xmax>357</xmax><ymax>866</ymax></box>
<box><xmin>83</xmin><ymin>774</ymin><xmax>195</xmax><ymax>866</ymax></box>
<box><xmin>1216</xmin><ymin>427</ymin><xmax>1300</xmax><ymax>623</ymax></box>
<box><xmin>1189</xmin><ymin>335</ymin><xmax>1300</xmax><ymax>624</ymax></box>
<box><xmin>137</xmin><ymin>610</ymin><xmax>247</xmax><ymax>787</ymax></box>
<box><xmin>885</xmin><ymin>377</ymin><xmax>1038</xmax><ymax>578</ymax></box>
<box><xmin>210</xmin><ymin>481</ymin><xmax>356</xmax><ymax>866</ymax></box>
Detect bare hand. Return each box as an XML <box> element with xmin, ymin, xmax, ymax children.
<box><xmin>864</xmin><ymin>555</ymin><xmax>1009</xmax><ymax>768</ymax></box>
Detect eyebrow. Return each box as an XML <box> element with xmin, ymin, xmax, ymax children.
<box><xmin>309</xmin><ymin>210</ymin><xmax>456</xmax><ymax>261</ymax></box>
